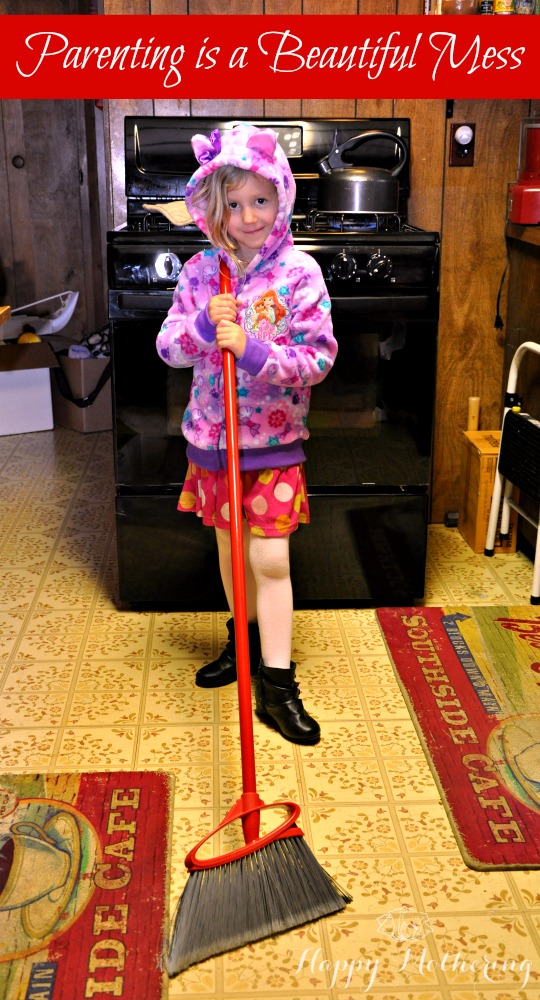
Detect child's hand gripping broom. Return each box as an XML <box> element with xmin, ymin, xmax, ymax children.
<box><xmin>167</xmin><ymin>262</ymin><xmax>351</xmax><ymax>977</ymax></box>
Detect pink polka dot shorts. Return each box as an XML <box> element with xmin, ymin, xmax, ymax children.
<box><xmin>178</xmin><ymin>462</ymin><xmax>310</xmax><ymax>537</ymax></box>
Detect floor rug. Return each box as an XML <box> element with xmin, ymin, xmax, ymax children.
<box><xmin>0</xmin><ymin>771</ymin><xmax>173</xmax><ymax>999</ymax></box>
<box><xmin>376</xmin><ymin>606</ymin><xmax>540</xmax><ymax>871</ymax></box>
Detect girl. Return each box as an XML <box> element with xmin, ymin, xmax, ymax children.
<box><xmin>156</xmin><ymin>123</ymin><xmax>337</xmax><ymax>745</ymax></box>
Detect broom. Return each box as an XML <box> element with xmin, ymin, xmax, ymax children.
<box><xmin>167</xmin><ymin>261</ymin><xmax>351</xmax><ymax>976</ymax></box>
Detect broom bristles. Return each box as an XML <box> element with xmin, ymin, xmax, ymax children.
<box><xmin>167</xmin><ymin>835</ymin><xmax>352</xmax><ymax>976</ymax></box>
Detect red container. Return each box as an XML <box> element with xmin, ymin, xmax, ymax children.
<box><xmin>520</xmin><ymin>120</ymin><xmax>540</xmax><ymax>181</ymax></box>
<box><xmin>508</xmin><ymin>117</ymin><xmax>540</xmax><ymax>225</ymax></box>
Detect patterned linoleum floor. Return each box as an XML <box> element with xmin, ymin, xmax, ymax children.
<box><xmin>1</xmin><ymin>426</ymin><xmax>540</xmax><ymax>999</ymax></box>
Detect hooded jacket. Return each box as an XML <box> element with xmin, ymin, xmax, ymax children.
<box><xmin>156</xmin><ymin>123</ymin><xmax>337</xmax><ymax>472</ymax></box>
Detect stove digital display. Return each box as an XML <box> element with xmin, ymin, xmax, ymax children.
<box><xmin>247</xmin><ymin>124</ymin><xmax>304</xmax><ymax>157</ymax></box>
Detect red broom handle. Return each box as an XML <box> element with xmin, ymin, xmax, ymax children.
<box><xmin>219</xmin><ymin>263</ymin><xmax>261</xmax><ymax>842</ymax></box>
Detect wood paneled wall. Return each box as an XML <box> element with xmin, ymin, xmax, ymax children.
<box><xmin>101</xmin><ymin>0</ymin><xmax>535</xmax><ymax>522</ymax></box>
<box><xmin>434</xmin><ymin>99</ymin><xmax>529</xmax><ymax>521</ymax></box>
<box><xmin>0</xmin><ymin>1</ymin><xmax>80</xmax><ymax>10</ymax></box>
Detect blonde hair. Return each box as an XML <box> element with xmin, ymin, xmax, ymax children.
<box><xmin>190</xmin><ymin>165</ymin><xmax>253</xmax><ymax>273</ymax></box>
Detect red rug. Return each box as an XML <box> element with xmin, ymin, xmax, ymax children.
<box><xmin>0</xmin><ymin>771</ymin><xmax>173</xmax><ymax>998</ymax></box>
<box><xmin>377</xmin><ymin>607</ymin><xmax>540</xmax><ymax>870</ymax></box>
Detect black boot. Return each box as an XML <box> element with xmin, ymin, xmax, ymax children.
<box><xmin>255</xmin><ymin>662</ymin><xmax>321</xmax><ymax>745</ymax></box>
<box><xmin>195</xmin><ymin>618</ymin><xmax>261</xmax><ymax>688</ymax></box>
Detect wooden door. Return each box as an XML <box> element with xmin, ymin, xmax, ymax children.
<box><xmin>0</xmin><ymin>99</ymin><xmax>106</xmax><ymax>340</ymax></box>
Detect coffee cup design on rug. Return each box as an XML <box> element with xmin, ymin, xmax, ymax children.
<box><xmin>0</xmin><ymin>801</ymin><xmax>98</xmax><ymax>962</ymax></box>
<box><xmin>488</xmin><ymin>714</ymin><xmax>540</xmax><ymax>812</ymax></box>
<box><xmin>0</xmin><ymin>820</ymin><xmax>71</xmax><ymax>911</ymax></box>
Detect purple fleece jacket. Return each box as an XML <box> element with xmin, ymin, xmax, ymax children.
<box><xmin>156</xmin><ymin>123</ymin><xmax>337</xmax><ymax>472</ymax></box>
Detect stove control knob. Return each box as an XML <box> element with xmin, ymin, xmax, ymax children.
<box><xmin>155</xmin><ymin>252</ymin><xmax>181</xmax><ymax>281</ymax></box>
<box><xmin>329</xmin><ymin>252</ymin><xmax>358</xmax><ymax>280</ymax></box>
<box><xmin>366</xmin><ymin>252</ymin><xmax>393</xmax><ymax>280</ymax></box>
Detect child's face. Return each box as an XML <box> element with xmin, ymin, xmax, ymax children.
<box><xmin>226</xmin><ymin>174</ymin><xmax>278</xmax><ymax>263</ymax></box>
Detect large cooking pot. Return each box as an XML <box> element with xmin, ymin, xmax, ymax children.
<box><xmin>318</xmin><ymin>130</ymin><xmax>408</xmax><ymax>213</ymax></box>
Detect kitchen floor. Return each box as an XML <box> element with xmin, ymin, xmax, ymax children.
<box><xmin>1</xmin><ymin>426</ymin><xmax>539</xmax><ymax>999</ymax></box>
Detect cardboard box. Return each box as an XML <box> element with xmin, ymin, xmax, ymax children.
<box><xmin>0</xmin><ymin>341</ymin><xmax>59</xmax><ymax>435</ymax></box>
<box><xmin>51</xmin><ymin>352</ymin><xmax>112</xmax><ymax>433</ymax></box>
<box><xmin>459</xmin><ymin>429</ymin><xmax>517</xmax><ymax>553</ymax></box>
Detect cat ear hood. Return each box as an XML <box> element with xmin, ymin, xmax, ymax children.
<box><xmin>185</xmin><ymin>123</ymin><xmax>296</xmax><ymax>260</ymax></box>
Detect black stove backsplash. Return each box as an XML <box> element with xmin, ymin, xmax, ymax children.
<box><xmin>125</xmin><ymin>116</ymin><xmax>412</xmax><ymax>225</ymax></box>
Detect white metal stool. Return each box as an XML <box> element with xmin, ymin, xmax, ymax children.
<box><xmin>485</xmin><ymin>341</ymin><xmax>540</xmax><ymax>605</ymax></box>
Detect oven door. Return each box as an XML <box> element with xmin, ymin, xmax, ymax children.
<box><xmin>304</xmin><ymin>291</ymin><xmax>439</xmax><ymax>489</ymax></box>
<box><xmin>110</xmin><ymin>290</ymin><xmax>438</xmax><ymax>492</ymax></box>
<box><xmin>110</xmin><ymin>295</ymin><xmax>184</xmax><ymax>491</ymax></box>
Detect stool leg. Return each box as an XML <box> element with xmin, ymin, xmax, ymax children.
<box><xmin>499</xmin><ymin>479</ymin><xmax>514</xmax><ymax>540</ymax></box>
<box><xmin>485</xmin><ymin>471</ymin><xmax>504</xmax><ymax>556</ymax></box>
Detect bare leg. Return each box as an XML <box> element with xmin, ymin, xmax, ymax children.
<box><xmin>248</xmin><ymin>534</ymin><xmax>292</xmax><ymax>670</ymax></box>
<box><xmin>215</xmin><ymin>524</ymin><xmax>258</xmax><ymax>622</ymax></box>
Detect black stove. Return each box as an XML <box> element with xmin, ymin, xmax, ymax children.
<box><xmin>108</xmin><ymin>117</ymin><xmax>439</xmax><ymax>609</ymax></box>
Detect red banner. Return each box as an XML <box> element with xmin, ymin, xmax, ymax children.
<box><xmin>0</xmin><ymin>14</ymin><xmax>539</xmax><ymax>99</ymax></box>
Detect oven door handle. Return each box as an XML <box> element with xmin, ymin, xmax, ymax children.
<box><xmin>333</xmin><ymin>294</ymin><xmax>437</xmax><ymax>315</ymax></box>
<box><xmin>109</xmin><ymin>290</ymin><xmax>173</xmax><ymax>317</ymax></box>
